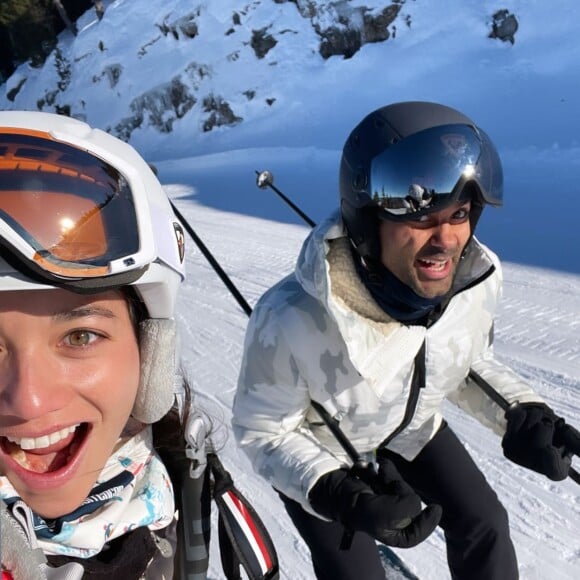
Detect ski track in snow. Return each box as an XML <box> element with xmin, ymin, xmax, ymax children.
<box><xmin>172</xmin><ymin>197</ymin><xmax>580</xmax><ymax>579</ymax></box>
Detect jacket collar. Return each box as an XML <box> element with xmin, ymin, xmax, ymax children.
<box><xmin>295</xmin><ymin>211</ymin><xmax>495</xmax><ymax>325</ymax></box>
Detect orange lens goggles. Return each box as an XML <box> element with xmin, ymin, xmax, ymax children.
<box><xmin>0</xmin><ymin>130</ymin><xmax>141</xmax><ymax>279</ymax></box>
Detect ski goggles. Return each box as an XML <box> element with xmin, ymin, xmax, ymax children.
<box><xmin>368</xmin><ymin>124</ymin><xmax>503</xmax><ymax>220</ymax></box>
<box><xmin>0</xmin><ymin>129</ymin><xmax>155</xmax><ymax>290</ymax></box>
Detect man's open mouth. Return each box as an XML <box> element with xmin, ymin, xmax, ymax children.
<box><xmin>1</xmin><ymin>423</ymin><xmax>89</xmax><ymax>474</ymax></box>
<box><xmin>416</xmin><ymin>258</ymin><xmax>449</xmax><ymax>271</ymax></box>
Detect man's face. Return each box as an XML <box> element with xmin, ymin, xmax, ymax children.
<box><xmin>378</xmin><ymin>201</ymin><xmax>472</xmax><ymax>299</ymax></box>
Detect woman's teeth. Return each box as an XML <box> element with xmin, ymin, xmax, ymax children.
<box><xmin>6</xmin><ymin>424</ymin><xmax>80</xmax><ymax>450</ymax></box>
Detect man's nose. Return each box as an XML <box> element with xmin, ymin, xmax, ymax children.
<box><xmin>429</xmin><ymin>221</ymin><xmax>456</xmax><ymax>248</ymax></box>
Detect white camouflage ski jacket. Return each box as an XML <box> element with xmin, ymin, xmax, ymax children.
<box><xmin>232</xmin><ymin>211</ymin><xmax>542</xmax><ymax>516</ymax></box>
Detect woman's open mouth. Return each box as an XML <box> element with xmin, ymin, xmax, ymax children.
<box><xmin>1</xmin><ymin>423</ymin><xmax>89</xmax><ymax>475</ymax></box>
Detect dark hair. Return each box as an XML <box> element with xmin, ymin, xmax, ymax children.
<box><xmin>122</xmin><ymin>286</ymin><xmax>149</xmax><ymax>334</ymax></box>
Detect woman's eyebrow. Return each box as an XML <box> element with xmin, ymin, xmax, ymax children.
<box><xmin>53</xmin><ymin>305</ymin><xmax>117</xmax><ymax>321</ymax></box>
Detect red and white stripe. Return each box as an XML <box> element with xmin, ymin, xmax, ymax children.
<box><xmin>222</xmin><ymin>489</ymin><xmax>274</xmax><ymax>575</ymax></box>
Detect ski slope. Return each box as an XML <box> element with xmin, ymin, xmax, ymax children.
<box><xmin>2</xmin><ymin>0</ymin><xmax>579</xmax><ymax>576</ymax></box>
<box><xmin>169</xmin><ymin>191</ymin><xmax>580</xmax><ymax>580</ymax></box>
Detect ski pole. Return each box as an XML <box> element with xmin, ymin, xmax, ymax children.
<box><xmin>170</xmin><ymin>200</ymin><xmax>252</xmax><ymax>317</ymax></box>
<box><xmin>170</xmin><ymin>198</ymin><xmax>370</xmax><ymax>470</ymax></box>
<box><xmin>310</xmin><ymin>400</ymin><xmax>387</xmax><ymax>550</ymax></box>
<box><xmin>170</xmin><ymin>197</ymin><xmax>367</xmax><ymax>463</ymax></box>
<box><xmin>255</xmin><ymin>170</ymin><xmax>316</xmax><ymax>227</ymax></box>
<box><xmin>255</xmin><ymin>170</ymin><xmax>580</xmax><ymax>486</ymax></box>
<box><xmin>169</xmin><ymin>201</ymin><xmax>251</xmax><ymax>578</ymax></box>
<box><xmin>310</xmin><ymin>401</ymin><xmax>369</xmax><ymax>469</ymax></box>
<box><xmin>169</xmin><ymin>199</ymin><xmax>381</xmax><ymax>548</ymax></box>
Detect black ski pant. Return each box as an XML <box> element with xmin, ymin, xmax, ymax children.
<box><xmin>279</xmin><ymin>421</ymin><xmax>519</xmax><ymax>580</ymax></box>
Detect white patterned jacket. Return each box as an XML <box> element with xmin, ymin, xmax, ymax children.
<box><xmin>232</xmin><ymin>211</ymin><xmax>542</xmax><ymax>516</ymax></box>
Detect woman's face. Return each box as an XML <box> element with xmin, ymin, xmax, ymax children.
<box><xmin>0</xmin><ymin>289</ymin><xmax>141</xmax><ymax>518</ymax></box>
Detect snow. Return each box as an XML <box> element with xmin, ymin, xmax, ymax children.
<box><xmin>170</xmin><ymin>193</ymin><xmax>580</xmax><ymax>580</ymax></box>
<box><xmin>1</xmin><ymin>1</ymin><xmax>579</xmax><ymax>578</ymax></box>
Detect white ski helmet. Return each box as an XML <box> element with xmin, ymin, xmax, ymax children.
<box><xmin>0</xmin><ymin>111</ymin><xmax>186</xmax><ymax>422</ymax></box>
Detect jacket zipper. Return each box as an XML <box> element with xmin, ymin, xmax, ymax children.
<box><xmin>378</xmin><ymin>340</ymin><xmax>426</xmax><ymax>449</ymax></box>
<box><xmin>376</xmin><ymin>265</ymin><xmax>495</xmax><ymax>449</ymax></box>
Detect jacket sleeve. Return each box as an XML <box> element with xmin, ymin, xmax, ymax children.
<box><xmin>231</xmin><ymin>302</ymin><xmax>345</xmax><ymax>516</ymax></box>
<box><xmin>447</xmin><ymin>257</ymin><xmax>544</xmax><ymax>436</ymax></box>
<box><xmin>448</xmin><ymin>347</ymin><xmax>545</xmax><ymax>436</ymax></box>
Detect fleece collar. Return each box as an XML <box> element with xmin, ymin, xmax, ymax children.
<box><xmin>295</xmin><ymin>211</ymin><xmax>495</xmax><ymax>327</ymax></box>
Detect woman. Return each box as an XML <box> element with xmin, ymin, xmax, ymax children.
<box><xmin>0</xmin><ymin>111</ymin><xmax>203</xmax><ymax>579</ymax></box>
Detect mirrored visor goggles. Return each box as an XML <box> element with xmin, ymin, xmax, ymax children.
<box><xmin>369</xmin><ymin>124</ymin><xmax>503</xmax><ymax>220</ymax></box>
<box><xmin>0</xmin><ymin>130</ymin><xmax>148</xmax><ymax>286</ymax></box>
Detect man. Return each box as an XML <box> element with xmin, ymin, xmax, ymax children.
<box><xmin>232</xmin><ymin>102</ymin><xmax>577</xmax><ymax>579</ymax></box>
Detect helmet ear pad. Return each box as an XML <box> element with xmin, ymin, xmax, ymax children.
<box><xmin>341</xmin><ymin>199</ymin><xmax>382</xmax><ymax>266</ymax></box>
<box><xmin>133</xmin><ymin>319</ymin><xmax>178</xmax><ymax>423</ymax></box>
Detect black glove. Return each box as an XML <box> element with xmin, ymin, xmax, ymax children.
<box><xmin>502</xmin><ymin>402</ymin><xmax>576</xmax><ymax>481</ymax></box>
<box><xmin>309</xmin><ymin>460</ymin><xmax>442</xmax><ymax>548</ymax></box>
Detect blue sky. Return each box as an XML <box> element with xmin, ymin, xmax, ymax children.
<box><xmin>2</xmin><ymin>0</ymin><xmax>580</xmax><ymax>273</ymax></box>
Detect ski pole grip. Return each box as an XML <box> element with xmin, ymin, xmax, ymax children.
<box><xmin>558</xmin><ymin>423</ymin><xmax>580</xmax><ymax>456</ymax></box>
<box><xmin>556</xmin><ymin>423</ymin><xmax>580</xmax><ymax>485</ymax></box>
<box><xmin>558</xmin><ymin>424</ymin><xmax>580</xmax><ymax>485</ymax></box>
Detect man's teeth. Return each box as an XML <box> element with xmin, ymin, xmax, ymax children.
<box><xmin>7</xmin><ymin>424</ymin><xmax>80</xmax><ymax>450</ymax></box>
<box><xmin>419</xmin><ymin>259</ymin><xmax>447</xmax><ymax>271</ymax></box>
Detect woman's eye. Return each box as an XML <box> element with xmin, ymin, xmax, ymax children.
<box><xmin>66</xmin><ymin>330</ymin><xmax>98</xmax><ymax>347</ymax></box>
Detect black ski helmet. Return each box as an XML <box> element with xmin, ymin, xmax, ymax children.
<box><xmin>339</xmin><ymin>101</ymin><xmax>503</xmax><ymax>263</ymax></box>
